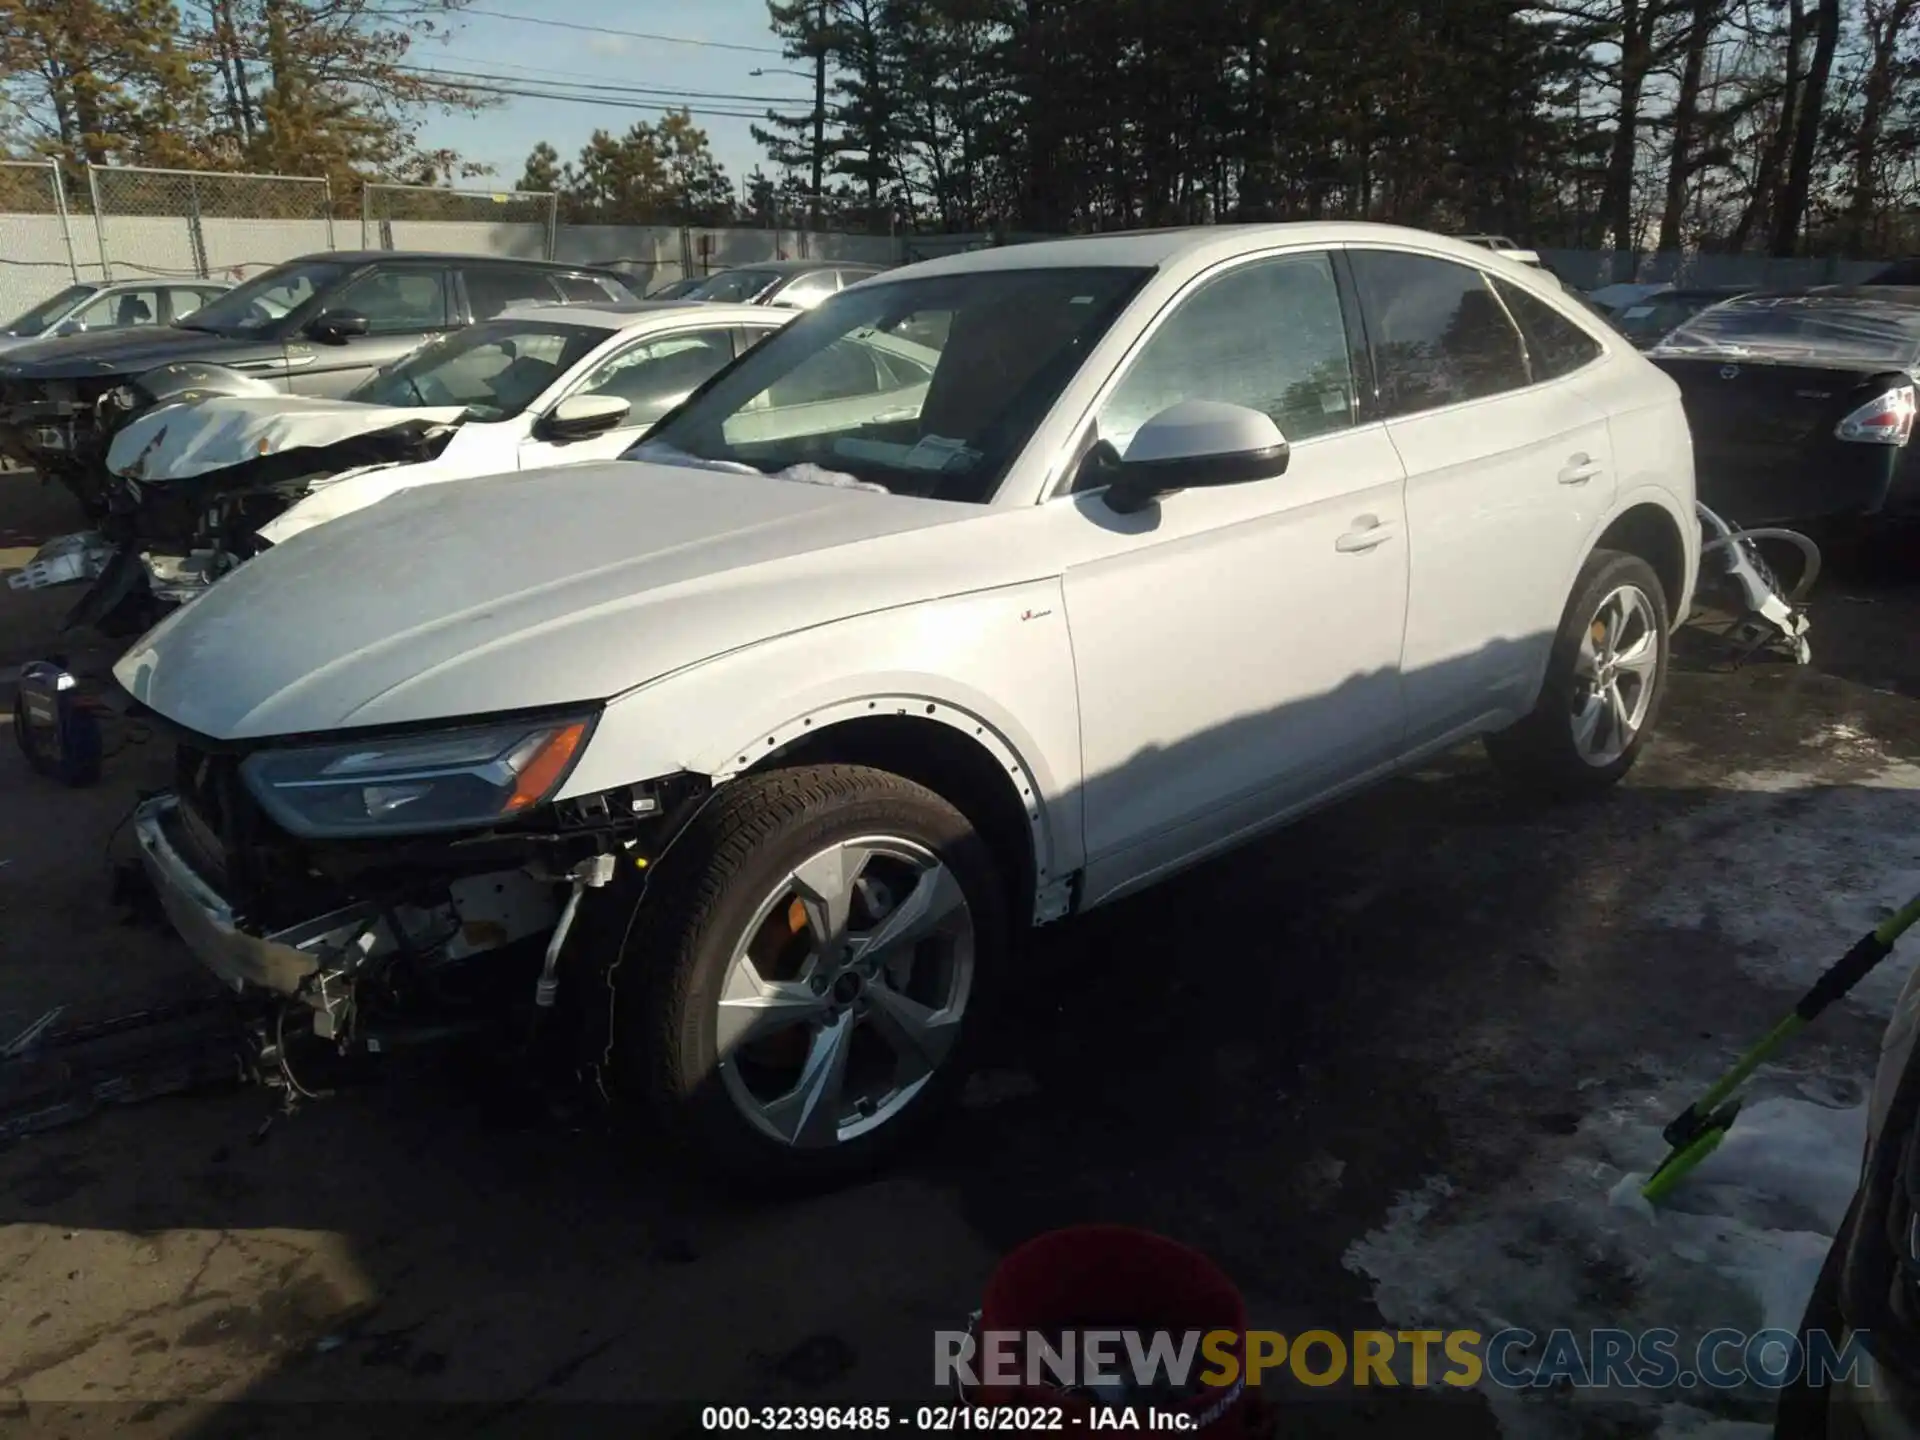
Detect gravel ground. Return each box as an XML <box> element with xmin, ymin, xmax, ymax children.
<box><xmin>1</xmin><ymin>472</ymin><xmax>1916</xmax><ymax>1439</ymax></box>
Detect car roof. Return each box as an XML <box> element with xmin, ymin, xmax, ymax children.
<box><xmin>721</xmin><ymin>259</ymin><xmax>885</xmax><ymax>276</ymax></box>
<box><xmin>494</xmin><ymin>300</ymin><xmax>790</xmax><ymax>329</ymax></box>
<box><xmin>283</xmin><ymin>250</ymin><xmax>624</xmax><ymax>275</ymax></box>
<box><xmin>879</xmin><ymin>222</ymin><xmax>1546</xmax><ymax>281</ymax></box>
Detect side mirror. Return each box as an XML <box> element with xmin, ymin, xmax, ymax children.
<box><xmin>1100</xmin><ymin>401</ymin><xmax>1290</xmax><ymax>514</ymax></box>
<box><xmin>307</xmin><ymin>309</ymin><xmax>370</xmax><ymax>342</ymax></box>
<box><xmin>54</xmin><ymin>318</ymin><xmax>86</xmax><ymax>337</ymax></box>
<box><xmin>538</xmin><ymin>393</ymin><xmax>632</xmax><ymax>441</ymax></box>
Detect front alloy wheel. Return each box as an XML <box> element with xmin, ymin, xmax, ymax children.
<box><xmin>717</xmin><ymin>836</ymin><xmax>976</xmax><ymax>1148</ymax></box>
<box><xmin>599</xmin><ymin>763</ymin><xmax>1006</xmax><ymax>1181</ymax></box>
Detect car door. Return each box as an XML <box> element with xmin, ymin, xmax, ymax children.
<box><xmin>291</xmin><ymin>263</ymin><xmax>455</xmax><ymax>396</ymax></box>
<box><xmin>1056</xmin><ymin>249</ymin><xmax>1411</xmax><ymax>904</ymax></box>
<box><xmin>1346</xmin><ymin>248</ymin><xmax>1617</xmax><ymax>749</ymax></box>
<box><xmin>518</xmin><ymin>323</ymin><xmax>744</xmax><ymax>468</ymax></box>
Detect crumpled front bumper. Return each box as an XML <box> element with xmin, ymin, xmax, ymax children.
<box><xmin>132</xmin><ymin>794</ymin><xmax>385</xmax><ymax>996</ymax></box>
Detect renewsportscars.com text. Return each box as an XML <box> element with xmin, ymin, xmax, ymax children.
<box><xmin>936</xmin><ymin>1327</ymin><xmax>1873</xmax><ymax>1392</ymax></box>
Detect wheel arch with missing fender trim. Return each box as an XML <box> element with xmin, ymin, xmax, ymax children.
<box><xmin>554</xmin><ymin>578</ymin><xmax>1083</xmax><ymax>930</ymax></box>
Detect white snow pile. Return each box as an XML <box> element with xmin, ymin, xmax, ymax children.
<box><xmin>1345</xmin><ymin>753</ymin><xmax>1920</xmax><ymax>1439</ymax></box>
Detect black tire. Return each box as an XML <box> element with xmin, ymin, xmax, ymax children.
<box><xmin>587</xmin><ymin>763</ymin><xmax>1008</xmax><ymax>1183</ymax></box>
<box><xmin>1774</xmin><ymin>1198</ymin><xmax>1852</xmax><ymax>1439</ymax></box>
<box><xmin>1485</xmin><ymin>548</ymin><xmax>1671</xmax><ymax>798</ymax></box>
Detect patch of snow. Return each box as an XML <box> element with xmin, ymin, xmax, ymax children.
<box><xmin>1345</xmin><ymin>1093</ymin><xmax>1867</xmax><ymax>1437</ymax></box>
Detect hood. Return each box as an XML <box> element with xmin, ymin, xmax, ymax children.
<box><xmin>115</xmin><ymin>461</ymin><xmax>992</xmax><ymax>739</ymax></box>
<box><xmin>0</xmin><ymin>326</ymin><xmax>281</xmax><ymax>381</ymax></box>
<box><xmin>108</xmin><ymin>395</ymin><xmax>468</xmax><ymax>482</ymax></box>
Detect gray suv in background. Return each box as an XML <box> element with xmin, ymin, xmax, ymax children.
<box><xmin>0</xmin><ymin>251</ymin><xmax>635</xmax><ymax>512</ymax></box>
<box><xmin>0</xmin><ymin>279</ymin><xmax>234</xmax><ymax>355</ymax></box>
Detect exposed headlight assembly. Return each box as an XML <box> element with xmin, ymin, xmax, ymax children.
<box><xmin>240</xmin><ymin>713</ymin><xmax>595</xmax><ymax>838</ymax></box>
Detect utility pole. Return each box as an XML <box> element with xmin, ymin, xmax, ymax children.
<box><xmin>810</xmin><ymin>0</ymin><xmax>827</xmax><ymax>230</ymax></box>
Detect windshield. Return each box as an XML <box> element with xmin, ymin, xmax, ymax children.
<box><xmin>1654</xmin><ymin>294</ymin><xmax>1920</xmax><ymax>366</ymax></box>
<box><xmin>4</xmin><ymin>284</ymin><xmax>95</xmax><ymax>337</ymax></box>
<box><xmin>179</xmin><ymin>259</ymin><xmax>349</xmax><ymax>336</ymax></box>
<box><xmin>347</xmin><ymin>319</ymin><xmax>609</xmax><ymax>419</ymax></box>
<box><xmin>683</xmin><ymin>269</ymin><xmax>781</xmax><ymax>304</ymax></box>
<box><xmin>636</xmin><ymin>266</ymin><xmax>1151</xmax><ymax>503</ymax></box>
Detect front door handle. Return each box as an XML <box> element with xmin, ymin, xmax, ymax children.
<box><xmin>1335</xmin><ymin>516</ymin><xmax>1397</xmax><ymax>553</ymax></box>
<box><xmin>1558</xmin><ymin>454</ymin><xmax>1603</xmax><ymax>485</ymax></box>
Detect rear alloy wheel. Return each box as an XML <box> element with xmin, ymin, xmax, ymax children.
<box><xmin>601</xmin><ymin>764</ymin><xmax>1006</xmax><ymax>1181</ymax></box>
<box><xmin>1487</xmin><ymin>549</ymin><xmax>1671</xmax><ymax>797</ymax></box>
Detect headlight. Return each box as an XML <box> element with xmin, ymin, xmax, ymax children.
<box><xmin>239</xmin><ymin>713</ymin><xmax>594</xmax><ymax>838</ymax></box>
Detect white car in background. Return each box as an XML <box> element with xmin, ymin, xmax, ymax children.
<box><xmin>19</xmin><ymin>303</ymin><xmax>810</xmax><ymax>629</ymax></box>
<box><xmin>118</xmin><ymin>301</ymin><xmax>800</xmax><ymax>553</ymax></box>
<box><xmin>119</xmin><ymin>224</ymin><xmax>1696</xmax><ymax>1180</ymax></box>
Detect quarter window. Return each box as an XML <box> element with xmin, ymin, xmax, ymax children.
<box><xmin>1494</xmin><ymin>278</ymin><xmax>1604</xmax><ymax>380</ymax></box>
<box><xmin>1095</xmin><ymin>251</ymin><xmax>1356</xmax><ymax>456</ymax></box>
<box><xmin>1348</xmin><ymin>251</ymin><xmax>1530</xmax><ymax>416</ymax></box>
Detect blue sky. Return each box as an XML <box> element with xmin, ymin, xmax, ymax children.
<box><xmin>411</xmin><ymin>0</ymin><xmax>811</xmax><ymax>190</ymax></box>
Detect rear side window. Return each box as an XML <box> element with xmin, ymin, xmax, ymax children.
<box><xmin>465</xmin><ymin>266</ymin><xmax>562</xmax><ymax>320</ymax></box>
<box><xmin>1494</xmin><ymin>279</ymin><xmax>1604</xmax><ymax>380</ymax></box>
<box><xmin>555</xmin><ymin>273</ymin><xmax>621</xmax><ymax>303</ymax></box>
<box><xmin>1349</xmin><ymin>251</ymin><xmax>1530</xmax><ymax>416</ymax></box>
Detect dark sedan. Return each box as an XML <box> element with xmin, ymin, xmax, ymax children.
<box><xmin>1647</xmin><ymin>287</ymin><xmax>1920</xmax><ymax>527</ymax></box>
<box><xmin>0</xmin><ymin>251</ymin><xmax>635</xmax><ymax>514</ymax></box>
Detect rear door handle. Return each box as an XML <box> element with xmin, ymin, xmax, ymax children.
<box><xmin>1558</xmin><ymin>454</ymin><xmax>1603</xmax><ymax>485</ymax></box>
<box><xmin>1335</xmin><ymin>516</ymin><xmax>1397</xmax><ymax>553</ymax></box>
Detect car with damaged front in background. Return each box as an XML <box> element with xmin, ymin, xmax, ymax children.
<box><xmin>114</xmin><ymin>224</ymin><xmax>1696</xmax><ymax>1180</ymax></box>
<box><xmin>0</xmin><ymin>250</ymin><xmax>635</xmax><ymax>517</ymax></box>
<box><xmin>9</xmin><ymin>301</ymin><xmax>801</xmax><ymax>635</ymax></box>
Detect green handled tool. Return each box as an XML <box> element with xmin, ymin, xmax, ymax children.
<box><xmin>1642</xmin><ymin>891</ymin><xmax>1920</xmax><ymax>1205</ymax></box>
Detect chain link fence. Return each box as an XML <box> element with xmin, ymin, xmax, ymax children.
<box><xmin>85</xmin><ymin>166</ymin><xmax>333</xmax><ymax>285</ymax></box>
<box><xmin>0</xmin><ymin>160</ymin><xmax>82</xmax><ymax>323</ymax></box>
<box><xmin>361</xmin><ymin>183</ymin><xmax>557</xmax><ymax>259</ymax></box>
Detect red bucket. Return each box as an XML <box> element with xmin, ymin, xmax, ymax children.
<box><xmin>973</xmin><ymin>1225</ymin><xmax>1250</xmax><ymax>1437</ymax></box>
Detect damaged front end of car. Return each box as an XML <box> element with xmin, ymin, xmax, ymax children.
<box><xmin>11</xmin><ymin>364</ymin><xmax>464</xmax><ymax>637</ymax></box>
<box><xmin>130</xmin><ymin>712</ymin><xmax>711</xmax><ymax>1090</ymax></box>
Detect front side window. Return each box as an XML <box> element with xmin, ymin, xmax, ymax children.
<box><xmin>180</xmin><ymin>259</ymin><xmax>347</xmax><ymax>335</ymax></box>
<box><xmin>638</xmin><ymin>266</ymin><xmax>1150</xmax><ymax>504</ymax></box>
<box><xmin>5</xmin><ymin>284</ymin><xmax>95</xmax><ymax>336</ymax></box>
<box><xmin>329</xmin><ymin>267</ymin><xmax>451</xmax><ymax>334</ymax></box>
<box><xmin>574</xmin><ymin>328</ymin><xmax>737</xmax><ymax>423</ymax></box>
<box><xmin>1494</xmin><ymin>278</ymin><xmax>1604</xmax><ymax>379</ymax></box>
<box><xmin>684</xmin><ymin>269</ymin><xmax>780</xmax><ymax>304</ymax></box>
<box><xmin>776</xmin><ymin>271</ymin><xmax>838</xmax><ymax>310</ymax></box>
<box><xmin>347</xmin><ymin>319</ymin><xmax>607</xmax><ymax>419</ymax></box>
<box><xmin>1095</xmin><ymin>250</ymin><xmax>1355</xmax><ymax>456</ymax></box>
<box><xmin>556</xmin><ymin>273</ymin><xmax>622</xmax><ymax>303</ymax></box>
<box><xmin>465</xmin><ymin>266</ymin><xmax>561</xmax><ymax>320</ymax></box>
<box><xmin>1349</xmin><ymin>251</ymin><xmax>1530</xmax><ymax>416</ymax></box>
<box><xmin>167</xmin><ymin>287</ymin><xmax>216</xmax><ymax>321</ymax></box>
<box><xmin>74</xmin><ymin>288</ymin><xmax>161</xmax><ymax>330</ymax></box>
